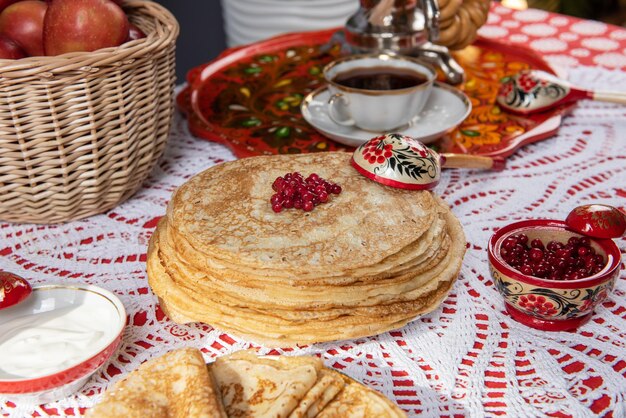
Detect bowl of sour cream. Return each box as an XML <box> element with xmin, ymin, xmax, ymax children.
<box><xmin>0</xmin><ymin>284</ymin><xmax>126</xmax><ymax>404</ymax></box>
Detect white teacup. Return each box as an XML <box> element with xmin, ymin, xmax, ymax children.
<box><xmin>323</xmin><ymin>54</ymin><xmax>436</xmax><ymax>131</ymax></box>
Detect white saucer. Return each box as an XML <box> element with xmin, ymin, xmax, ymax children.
<box><xmin>301</xmin><ymin>82</ymin><xmax>472</xmax><ymax>147</ymax></box>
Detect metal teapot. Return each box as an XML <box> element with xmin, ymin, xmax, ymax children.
<box><xmin>344</xmin><ymin>0</ymin><xmax>465</xmax><ymax>84</ymax></box>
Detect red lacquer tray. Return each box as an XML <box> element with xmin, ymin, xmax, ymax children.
<box><xmin>177</xmin><ymin>29</ymin><xmax>569</xmax><ymax>159</ymax></box>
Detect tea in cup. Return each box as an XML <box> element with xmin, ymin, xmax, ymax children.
<box><xmin>323</xmin><ymin>54</ymin><xmax>436</xmax><ymax>131</ymax></box>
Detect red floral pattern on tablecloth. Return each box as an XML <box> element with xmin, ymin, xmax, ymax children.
<box><xmin>1</xmin><ymin>7</ymin><xmax>626</xmax><ymax>418</ymax></box>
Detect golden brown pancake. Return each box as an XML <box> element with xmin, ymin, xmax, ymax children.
<box><xmin>209</xmin><ymin>350</ymin><xmax>322</xmax><ymax>418</ymax></box>
<box><xmin>288</xmin><ymin>369</ymin><xmax>345</xmax><ymax>418</ymax></box>
<box><xmin>87</xmin><ymin>348</ymin><xmax>226</xmax><ymax>418</ymax></box>
<box><xmin>147</xmin><ymin>152</ymin><xmax>466</xmax><ymax>346</ymax></box>
<box><xmin>316</xmin><ymin>370</ymin><xmax>406</xmax><ymax>418</ymax></box>
<box><xmin>167</xmin><ymin>153</ymin><xmax>437</xmax><ymax>274</ymax></box>
<box><xmin>88</xmin><ymin>349</ymin><xmax>407</xmax><ymax>418</ymax></box>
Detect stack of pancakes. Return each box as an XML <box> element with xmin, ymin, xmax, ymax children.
<box><xmin>88</xmin><ymin>348</ymin><xmax>407</xmax><ymax>418</ymax></box>
<box><xmin>147</xmin><ymin>152</ymin><xmax>466</xmax><ymax>346</ymax></box>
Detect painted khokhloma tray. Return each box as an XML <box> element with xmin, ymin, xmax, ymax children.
<box><xmin>178</xmin><ymin>29</ymin><xmax>568</xmax><ymax>159</ymax></box>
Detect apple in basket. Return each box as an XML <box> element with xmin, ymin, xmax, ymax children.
<box><xmin>0</xmin><ymin>33</ymin><xmax>26</xmax><ymax>58</ymax></box>
<box><xmin>127</xmin><ymin>23</ymin><xmax>146</xmax><ymax>41</ymax></box>
<box><xmin>44</xmin><ymin>0</ymin><xmax>129</xmax><ymax>55</ymax></box>
<box><xmin>0</xmin><ymin>0</ymin><xmax>47</xmax><ymax>56</ymax></box>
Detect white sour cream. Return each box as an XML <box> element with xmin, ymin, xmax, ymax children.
<box><xmin>0</xmin><ymin>289</ymin><xmax>122</xmax><ymax>380</ymax></box>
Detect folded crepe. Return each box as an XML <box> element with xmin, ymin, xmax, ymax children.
<box><xmin>287</xmin><ymin>369</ymin><xmax>345</xmax><ymax>418</ymax></box>
<box><xmin>315</xmin><ymin>370</ymin><xmax>406</xmax><ymax>418</ymax></box>
<box><xmin>88</xmin><ymin>348</ymin><xmax>407</xmax><ymax>418</ymax></box>
<box><xmin>208</xmin><ymin>350</ymin><xmax>406</xmax><ymax>418</ymax></box>
<box><xmin>87</xmin><ymin>348</ymin><xmax>226</xmax><ymax>418</ymax></box>
<box><xmin>209</xmin><ymin>350</ymin><xmax>324</xmax><ymax>418</ymax></box>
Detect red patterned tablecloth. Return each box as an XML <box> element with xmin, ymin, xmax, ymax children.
<box><xmin>1</xmin><ymin>5</ymin><xmax>625</xmax><ymax>417</ymax></box>
<box><xmin>481</xmin><ymin>4</ymin><xmax>626</xmax><ymax>70</ymax></box>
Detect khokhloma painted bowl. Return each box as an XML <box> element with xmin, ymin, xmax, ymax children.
<box><xmin>488</xmin><ymin>219</ymin><xmax>621</xmax><ymax>332</ymax></box>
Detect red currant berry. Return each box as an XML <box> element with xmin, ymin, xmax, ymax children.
<box><xmin>517</xmin><ymin>234</ymin><xmax>528</xmax><ymax>246</ymax></box>
<box><xmin>331</xmin><ymin>184</ymin><xmax>342</xmax><ymax>194</ymax></box>
<box><xmin>529</xmin><ymin>248</ymin><xmax>544</xmax><ymax>262</ymax></box>
<box><xmin>520</xmin><ymin>265</ymin><xmax>533</xmax><ymax>275</ymax></box>
<box><xmin>271</xmin><ymin>172</ymin><xmax>340</xmax><ymax>213</ymax></box>
<box><xmin>273</xmin><ymin>178</ymin><xmax>285</xmax><ymax>192</ymax></box>
<box><xmin>546</xmin><ymin>241</ymin><xmax>562</xmax><ymax>252</ymax></box>
<box><xmin>577</xmin><ymin>246</ymin><xmax>590</xmax><ymax>257</ymax></box>
<box><xmin>530</xmin><ymin>239</ymin><xmax>544</xmax><ymax>249</ymax></box>
<box><xmin>503</xmin><ymin>238</ymin><xmax>517</xmax><ymax>250</ymax></box>
<box><xmin>270</xmin><ymin>194</ymin><xmax>283</xmax><ymax>205</ymax></box>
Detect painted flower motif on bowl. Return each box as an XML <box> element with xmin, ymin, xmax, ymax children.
<box><xmin>517</xmin><ymin>294</ymin><xmax>559</xmax><ymax>317</ymax></box>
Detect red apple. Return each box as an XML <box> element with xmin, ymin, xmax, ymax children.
<box><xmin>0</xmin><ymin>1</ymin><xmax>47</xmax><ymax>56</ymax></box>
<box><xmin>44</xmin><ymin>0</ymin><xmax>129</xmax><ymax>56</ymax></box>
<box><xmin>0</xmin><ymin>33</ymin><xmax>26</xmax><ymax>59</ymax></box>
<box><xmin>127</xmin><ymin>23</ymin><xmax>146</xmax><ymax>42</ymax></box>
<box><xmin>0</xmin><ymin>0</ymin><xmax>21</xmax><ymax>13</ymax></box>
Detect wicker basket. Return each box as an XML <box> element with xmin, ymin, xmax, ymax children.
<box><xmin>0</xmin><ymin>1</ymin><xmax>179</xmax><ymax>224</ymax></box>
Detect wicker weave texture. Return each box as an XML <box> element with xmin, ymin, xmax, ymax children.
<box><xmin>0</xmin><ymin>1</ymin><xmax>179</xmax><ymax>223</ymax></box>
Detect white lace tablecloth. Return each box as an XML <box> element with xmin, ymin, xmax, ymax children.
<box><xmin>1</xmin><ymin>65</ymin><xmax>625</xmax><ymax>417</ymax></box>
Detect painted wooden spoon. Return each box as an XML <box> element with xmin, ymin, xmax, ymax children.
<box><xmin>351</xmin><ymin>133</ymin><xmax>505</xmax><ymax>190</ymax></box>
<box><xmin>497</xmin><ymin>70</ymin><xmax>626</xmax><ymax>115</ymax></box>
<box><xmin>0</xmin><ymin>271</ymin><xmax>32</xmax><ymax>310</ymax></box>
<box><xmin>566</xmin><ymin>204</ymin><xmax>626</xmax><ymax>239</ymax></box>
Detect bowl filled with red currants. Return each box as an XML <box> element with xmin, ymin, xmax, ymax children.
<box><xmin>488</xmin><ymin>205</ymin><xmax>624</xmax><ymax>332</ymax></box>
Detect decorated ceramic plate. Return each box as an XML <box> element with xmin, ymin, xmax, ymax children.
<box><xmin>179</xmin><ymin>29</ymin><xmax>570</xmax><ymax>159</ymax></box>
